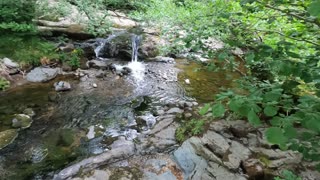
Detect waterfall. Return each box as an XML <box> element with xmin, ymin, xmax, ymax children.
<box><xmin>94</xmin><ymin>31</ymin><xmax>125</xmax><ymax>58</ymax></box>
<box><xmin>131</xmin><ymin>34</ymin><xmax>141</xmax><ymax>62</ymax></box>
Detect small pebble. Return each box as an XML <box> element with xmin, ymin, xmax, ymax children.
<box><xmin>185</xmin><ymin>79</ymin><xmax>190</xmax><ymax>84</ymax></box>
<box><xmin>92</xmin><ymin>83</ymin><xmax>98</xmax><ymax>88</ymax></box>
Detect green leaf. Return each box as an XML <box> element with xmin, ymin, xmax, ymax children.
<box><xmin>265</xmin><ymin>127</ymin><xmax>288</xmax><ymax>148</ymax></box>
<box><xmin>263</xmin><ymin>89</ymin><xmax>282</xmax><ymax>102</ymax></box>
<box><xmin>308</xmin><ymin>0</ymin><xmax>320</xmax><ymax>18</ymax></box>
<box><xmin>228</xmin><ymin>98</ymin><xmax>243</xmax><ymax>112</ymax></box>
<box><xmin>270</xmin><ymin>116</ymin><xmax>283</xmax><ymax>126</ymax></box>
<box><xmin>247</xmin><ymin>110</ymin><xmax>261</xmax><ymax>127</ymax></box>
<box><xmin>263</xmin><ymin>105</ymin><xmax>279</xmax><ymax>117</ymax></box>
<box><xmin>212</xmin><ymin>103</ymin><xmax>225</xmax><ymax>118</ymax></box>
<box><xmin>284</xmin><ymin>126</ymin><xmax>297</xmax><ymax>138</ymax></box>
<box><xmin>199</xmin><ymin>103</ymin><xmax>210</xmax><ymax>115</ymax></box>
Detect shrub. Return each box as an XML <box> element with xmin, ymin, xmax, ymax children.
<box><xmin>0</xmin><ymin>77</ymin><xmax>10</xmax><ymax>91</ymax></box>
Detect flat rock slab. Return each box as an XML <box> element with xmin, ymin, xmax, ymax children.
<box><xmin>26</xmin><ymin>67</ymin><xmax>59</xmax><ymax>82</ymax></box>
<box><xmin>0</xmin><ymin>129</ymin><xmax>18</xmax><ymax>150</ymax></box>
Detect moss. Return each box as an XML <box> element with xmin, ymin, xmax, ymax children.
<box><xmin>58</xmin><ymin>129</ymin><xmax>75</xmax><ymax>147</ymax></box>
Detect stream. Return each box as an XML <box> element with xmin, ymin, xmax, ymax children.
<box><xmin>0</xmin><ymin>34</ymin><xmax>241</xmax><ymax>179</ymax></box>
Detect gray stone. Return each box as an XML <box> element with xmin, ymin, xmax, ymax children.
<box><xmin>54</xmin><ymin>138</ymin><xmax>135</xmax><ymax>180</ymax></box>
<box><xmin>166</xmin><ymin>107</ymin><xmax>183</xmax><ymax>114</ymax></box>
<box><xmin>145</xmin><ymin>159</ymin><xmax>167</xmax><ymax>172</ymax></box>
<box><xmin>144</xmin><ymin>171</ymin><xmax>176</xmax><ymax>180</ymax></box>
<box><xmin>54</xmin><ymin>81</ymin><xmax>71</xmax><ymax>91</ymax></box>
<box><xmin>201</xmin><ymin>131</ymin><xmax>230</xmax><ymax>156</ymax></box>
<box><xmin>223</xmin><ymin>141</ymin><xmax>251</xmax><ymax>170</ymax></box>
<box><xmin>12</xmin><ymin>114</ymin><xmax>33</xmax><ymax>129</ymax></box>
<box><xmin>154</xmin><ymin>56</ymin><xmax>175</xmax><ymax>64</ymax></box>
<box><xmin>23</xmin><ymin>108</ymin><xmax>35</xmax><ymax>117</ymax></box>
<box><xmin>26</xmin><ymin>67</ymin><xmax>59</xmax><ymax>82</ymax></box>
<box><xmin>3</xmin><ymin>57</ymin><xmax>19</xmax><ymax>68</ymax></box>
<box><xmin>184</xmin><ymin>112</ymin><xmax>192</xmax><ymax>118</ymax></box>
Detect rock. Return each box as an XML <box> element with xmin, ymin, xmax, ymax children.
<box><xmin>62</xmin><ymin>62</ymin><xmax>72</xmax><ymax>72</ymax></box>
<box><xmin>87</xmin><ymin>60</ymin><xmax>108</xmax><ymax>69</ymax></box>
<box><xmin>28</xmin><ymin>145</ymin><xmax>49</xmax><ymax>163</ymax></box>
<box><xmin>144</xmin><ymin>171</ymin><xmax>176</xmax><ymax>180</ymax></box>
<box><xmin>95</xmin><ymin>70</ymin><xmax>106</xmax><ymax>78</ymax></box>
<box><xmin>54</xmin><ymin>81</ymin><xmax>71</xmax><ymax>91</ymax></box>
<box><xmin>12</xmin><ymin>114</ymin><xmax>33</xmax><ymax>129</ymax></box>
<box><xmin>201</xmin><ymin>131</ymin><xmax>230</xmax><ymax>156</ymax></box>
<box><xmin>223</xmin><ymin>141</ymin><xmax>251</xmax><ymax>170</ymax></box>
<box><xmin>184</xmin><ymin>112</ymin><xmax>192</xmax><ymax>118</ymax></box>
<box><xmin>184</xmin><ymin>101</ymin><xmax>194</xmax><ymax>108</ymax></box>
<box><xmin>87</xmin><ymin>126</ymin><xmax>95</xmax><ymax>140</ymax></box>
<box><xmin>92</xmin><ymin>83</ymin><xmax>98</xmax><ymax>88</ymax></box>
<box><xmin>54</xmin><ymin>138</ymin><xmax>135</xmax><ymax>180</ymax></box>
<box><xmin>166</xmin><ymin>107</ymin><xmax>184</xmax><ymax>114</ymax></box>
<box><xmin>229</xmin><ymin>120</ymin><xmax>252</xmax><ymax>138</ymax></box>
<box><xmin>137</xmin><ymin>113</ymin><xmax>156</xmax><ymax>129</ymax></box>
<box><xmin>23</xmin><ymin>108</ymin><xmax>35</xmax><ymax>117</ymax></box>
<box><xmin>145</xmin><ymin>159</ymin><xmax>167</xmax><ymax>172</ymax></box>
<box><xmin>3</xmin><ymin>57</ymin><xmax>19</xmax><ymax>69</ymax></box>
<box><xmin>0</xmin><ymin>129</ymin><xmax>18</xmax><ymax>150</ymax></box>
<box><xmin>185</xmin><ymin>79</ymin><xmax>190</xmax><ymax>84</ymax></box>
<box><xmin>153</xmin><ymin>56</ymin><xmax>175</xmax><ymax>63</ymax></box>
<box><xmin>108</xmin><ymin>11</ymin><xmax>137</xmax><ymax>28</ymax></box>
<box><xmin>300</xmin><ymin>170</ymin><xmax>320</xmax><ymax>180</ymax></box>
<box><xmin>26</xmin><ymin>67</ymin><xmax>59</xmax><ymax>82</ymax></box>
<box><xmin>59</xmin><ymin>43</ymin><xmax>75</xmax><ymax>52</ymax></box>
<box><xmin>243</xmin><ymin>159</ymin><xmax>264</xmax><ymax>178</ymax></box>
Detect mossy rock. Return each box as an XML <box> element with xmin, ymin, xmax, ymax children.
<box><xmin>12</xmin><ymin>114</ymin><xmax>33</xmax><ymax>129</ymax></box>
<box><xmin>0</xmin><ymin>129</ymin><xmax>18</xmax><ymax>150</ymax></box>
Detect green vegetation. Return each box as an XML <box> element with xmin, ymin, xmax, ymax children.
<box><xmin>176</xmin><ymin>118</ymin><xmax>206</xmax><ymax>143</ymax></box>
<box><xmin>135</xmin><ymin>0</ymin><xmax>320</xmax><ymax>168</ymax></box>
<box><xmin>60</xmin><ymin>48</ymin><xmax>84</xmax><ymax>69</ymax></box>
<box><xmin>0</xmin><ymin>77</ymin><xmax>10</xmax><ymax>91</ymax></box>
<box><xmin>274</xmin><ymin>170</ymin><xmax>302</xmax><ymax>180</ymax></box>
<box><xmin>0</xmin><ymin>35</ymin><xmax>59</xmax><ymax>66</ymax></box>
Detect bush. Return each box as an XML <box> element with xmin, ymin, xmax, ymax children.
<box><xmin>0</xmin><ymin>35</ymin><xmax>59</xmax><ymax>66</ymax></box>
<box><xmin>0</xmin><ymin>0</ymin><xmax>36</xmax><ymax>34</ymax></box>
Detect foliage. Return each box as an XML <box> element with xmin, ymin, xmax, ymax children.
<box><xmin>0</xmin><ymin>35</ymin><xmax>59</xmax><ymax>66</ymax></box>
<box><xmin>274</xmin><ymin>170</ymin><xmax>302</xmax><ymax>180</ymax></box>
<box><xmin>0</xmin><ymin>0</ymin><xmax>37</xmax><ymax>34</ymax></box>
<box><xmin>136</xmin><ymin>0</ymin><xmax>320</xmax><ymax>167</ymax></box>
<box><xmin>175</xmin><ymin>119</ymin><xmax>206</xmax><ymax>143</ymax></box>
<box><xmin>35</xmin><ymin>0</ymin><xmax>72</xmax><ymax>21</ymax></box>
<box><xmin>59</xmin><ymin>48</ymin><xmax>83</xmax><ymax>69</ymax></box>
<box><xmin>0</xmin><ymin>77</ymin><xmax>10</xmax><ymax>91</ymax></box>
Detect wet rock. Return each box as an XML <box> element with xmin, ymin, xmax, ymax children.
<box><xmin>153</xmin><ymin>56</ymin><xmax>175</xmax><ymax>63</ymax></box>
<box><xmin>0</xmin><ymin>129</ymin><xmax>18</xmax><ymax>150</ymax></box>
<box><xmin>23</xmin><ymin>108</ymin><xmax>35</xmax><ymax>117</ymax></box>
<box><xmin>137</xmin><ymin>113</ymin><xmax>156</xmax><ymax>129</ymax></box>
<box><xmin>243</xmin><ymin>159</ymin><xmax>264</xmax><ymax>178</ymax></box>
<box><xmin>87</xmin><ymin>126</ymin><xmax>95</xmax><ymax>140</ymax></box>
<box><xmin>54</xmin><ymin>138</ymin><xmax>135</xmax><ymax>180</ymax></box>
<box><xmin>54</xmin><ymin>81</ymin><xmax>71</xmax><ymax>91</ymax></box>
<box><xmin>26</xmin><ymin>67</ymin><xmax>59</xmax><ymax>82</ymax></box>
<box><xmin>12</xmin><ymin>114</ymin><xmax>33</xmax><ymax>129</ymax></box>
<box><xmin>166</xmin><ymin>107</ymin><xmax>184</xmax><ymax>114</ymax></box>
<box><xmin>87</xmin><ymin>60</ymin><xmax>108</xmax><ymax>69</ymax></box>
<box><xmin>2</xmin><ymin>57</ymin><xmax>19</xmax><ymax>69</ymax></box>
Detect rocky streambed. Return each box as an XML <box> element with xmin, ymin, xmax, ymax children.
<box><xmin>0</xmin><ymin>31</ymin><xmax>319</xmax><ymax>180</ymax></box>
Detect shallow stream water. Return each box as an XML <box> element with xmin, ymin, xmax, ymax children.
<box><xmin>0</xmin><ymin>58</ymin><xmax>240</xmax><ymax>179</ymax></box>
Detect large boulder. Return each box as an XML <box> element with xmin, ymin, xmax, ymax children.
<box><xmin>26</xmin><ymin>67</ymin><xmax>59</xmax><ymax>82</ymax></box>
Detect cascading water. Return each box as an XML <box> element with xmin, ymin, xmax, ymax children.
<box><xmin>94</xmin><ymin>31</ymin><xmax>125</xmax><ymax>58</ymax></box>
<box><xmin>127</xmin><ymin>34</ymin><xmax>145</xmax><ymax>82</ymax></box>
